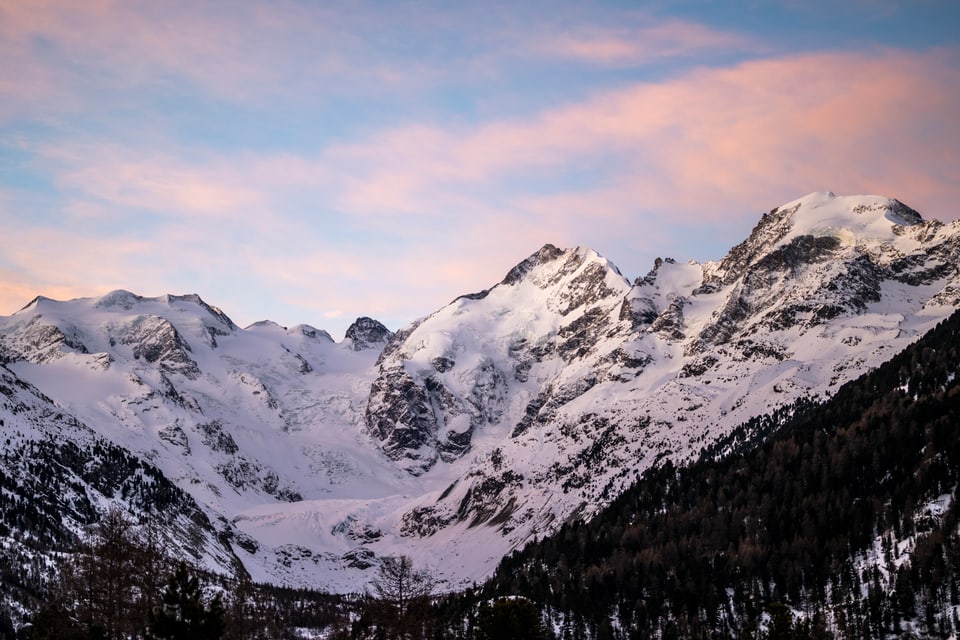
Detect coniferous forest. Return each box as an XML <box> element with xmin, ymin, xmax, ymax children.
<box><xmin>2</xmin><ymin>309</ymin><xmax>959</xmax><ymax>639</ymax></box>
<box><xmin>479</xmin><ymin>308</ymin><xmax>960</xmax><ymax>639</ymax></box>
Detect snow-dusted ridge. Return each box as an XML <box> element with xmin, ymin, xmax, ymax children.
<box><xmin>1</xmin><ymin>192</ymin><xmax>959</xmax><ymax>592</ymax></box>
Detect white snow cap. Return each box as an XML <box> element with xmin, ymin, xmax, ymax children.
<box><xmin>778</xmin><ymin>191</ymin><xmax>923</xmax><ymax>249</ymax></box>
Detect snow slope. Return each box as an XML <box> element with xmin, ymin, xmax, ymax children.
<box><xmin>1</xmin><ymin>192</ymin><xmax>958</xmax><ymax>593</ymax></box>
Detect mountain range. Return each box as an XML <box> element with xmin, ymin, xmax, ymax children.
<box><xmin>1</xmin><ymin>191</ymin><xmax>958</xmax><ymax>607</ymax></box>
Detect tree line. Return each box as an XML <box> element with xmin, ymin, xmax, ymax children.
<box><xmin>5</xmin><ymin>507</ymin><xmax>545</xmax><ymax>640</ymax></box>
<box><xmin>12</xmin><ymin>507</ymin><xmax>344</xmax><ymax>640</ymax></box>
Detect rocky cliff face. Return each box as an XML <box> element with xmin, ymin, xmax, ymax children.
<box><xmin>1</xmin><ymin>192</ymin><xmax>958</xmax><ymax>594</ymax></box>
<box><xmin>364</xmin><ymin>244</ymin><xmax>632</xmax><ymax>475</ymax></box>
<box><xmin>345</xmin><ymin>317</ymin><xmax>393</xmax><ymax>351</ymax></box>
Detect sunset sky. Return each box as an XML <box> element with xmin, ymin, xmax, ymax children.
<box><xmin>2</xmin><ymin>1</ymin><xmax>959</xmax><ymax>338</ymax></box>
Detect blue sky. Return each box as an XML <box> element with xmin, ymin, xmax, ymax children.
<box><xmin>2</xmin><ymin>1</ymin><xmax>959</xmax><ymax>338</ymax></box>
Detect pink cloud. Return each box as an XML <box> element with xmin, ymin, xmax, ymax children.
<box><xmin>32</xmin><ymin>144</ymin><xmax>339</xmax><ymax>234</ymax></box>
<box><xmin>0</xmin><ymin>225</ymin><xmax>163</xmax><ymax>316</ymax></box>
<box><xmin>0</xmin><ymin>169</ymin><xmax>520</xmax><ymax>335</ymax></box>
<box><xmin>0</xmin><ymin>276</ymin><xmax>76</xmax><ymax>314</ymax></box>
<box><xmin>533</xmin><ymin>20</ymin><xmax>754</xmax><ymax>65</ymax></box>
<box><xmin>231</xmin><ymin>46</ymin><xmax>956</xmax><ymax>309</ymax></box>
<box><xmin>634</xmin><ymin>49</ymin><xmax>960</xmax><ymax>219</ymax></box>
<box><xmin>324</xmin><ymin>48</ymin><xmax>960</xmax><ymax>229</ymax></box>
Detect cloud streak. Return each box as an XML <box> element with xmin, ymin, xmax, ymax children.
<box><xmin>322</xmin><ymin>48</ymin><xmax>960</xmax><ymax>225</ymax></box>
<box><xmin>531</xmin><ymin>19</ymin><xmax>755</xmax><ymax>65</ymax></box>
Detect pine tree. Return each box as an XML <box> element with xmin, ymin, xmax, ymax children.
<box><xmin>477</xmin><ymin>597</ymin><xmax>546</xmax><ymax>640</ymax></box>
<box><xmin>147</xmin><ymin>562</ymin><xmax>225</xmax><ymax>640</ymax></box>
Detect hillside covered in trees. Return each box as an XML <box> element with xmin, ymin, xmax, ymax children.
<box><xmin>480</xmin><ymin>309</ymin><xmax>960</xmax><ymax>639</ymax></box>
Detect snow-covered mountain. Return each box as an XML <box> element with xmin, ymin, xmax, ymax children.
<box><xmin>1</xmin><ymin>192</ymin><xmax>958</xmax><ymax>594</ymax></box>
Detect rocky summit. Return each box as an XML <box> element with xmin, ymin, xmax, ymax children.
<box><xmin>1</xmin><ymin>192</ymin><xmax>958</xmax><ymax>595</ymax></box>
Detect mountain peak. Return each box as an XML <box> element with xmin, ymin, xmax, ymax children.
<box><xmin>500</xmin><ymin>243</ymin><xmax>566</xmax><ymax>285</ymax></box>
<box><xmin>712</xmin><ymin>192</ymin><xmax>925</xmax><ymax>287</ymax></box>
<box><xmin>499</xmin><ymin>244</ymin><xmax>625</xmax><ymax>291</ymax></box>
<box><xmin>289</xmin><ymin>324</ymin><xmax>334</xmax><ymax>342</ymax></box>
<box><xmin>17</xmin><ymin>295</ymin><xmax>56</xmax><ymax>313</ymax></box>
<box><xmin>780</xmin><ymin>191</ymin><xmax>923</xmax><ymax>230</ymax></box>
<box><xmin>344</xmin><ymin>317</ymin><xmax>392</xmax><ymax>351</ymax></box>
<box><xmin>156</xmin><ymin>293</ymin><xmax>238</xmax><ymax>332</ymax></box>
<box><xmin>95</xmin><ymin>289</ymin><xmax>144</xmax><ymax>310</ymax></box>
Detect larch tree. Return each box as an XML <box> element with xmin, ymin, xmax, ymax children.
<box><xmin>370</xmin><ymin>555</ymin><xmax>434</xmax><ymax>638</ymax></box>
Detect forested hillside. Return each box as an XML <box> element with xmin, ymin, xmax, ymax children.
<box><xmin>481</xmin><ymin>309</ymin><xmax>960</xmax><ymax>639</ymax></box>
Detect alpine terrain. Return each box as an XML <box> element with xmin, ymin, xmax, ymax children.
<box><xmin>1</xmin><ymin>191</ymin><xmax>958</xmax><ymax>611</ymax></box>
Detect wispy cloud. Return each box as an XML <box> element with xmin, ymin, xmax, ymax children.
<box><xmin>531</xmin><ymin>20</ymin><xmax>755</xmax><ymax>65</ymax></box>
<box><xmin>319</xmin><ymin>48</ymin><xmax>960</xmax><ymax>223</ymax></box>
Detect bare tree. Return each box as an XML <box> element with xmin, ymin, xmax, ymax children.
<box><xmin>56</xmin><ymin>506</ymin><xmax>142</xmax><ymax>639</ymax></box>
<box><xmin>370</xmin><ymin>555</ymin><xmax>433</xmax><ymax>638</ymax></box>
<box><xmin>38</xmin><ymin>506</ymin><xmax>175</xmax><ymax>639</ymax></box>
